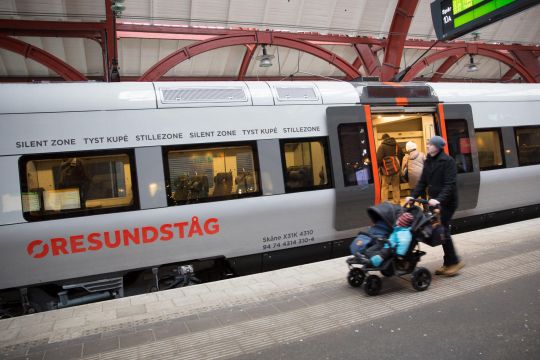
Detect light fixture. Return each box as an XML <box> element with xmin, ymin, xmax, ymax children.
<box><xmin>111</xmin><ymin>0</ymin><xmax>125</xmax><ymax>15</ymax></box>
<box><xmin>256</xmin><ymin>45</ymin><xmax>274</xmax><ymax>68</ymax></box>
<box><xmin>467</xmin><ymin>54</ymin><xmax>478</xmax><ymax>72</ymax></box>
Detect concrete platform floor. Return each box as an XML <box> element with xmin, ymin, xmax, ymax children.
<box><xmin>1</xmin><ymin>217</ymin><xmax>539</xmax><ymax>360</ymax></box>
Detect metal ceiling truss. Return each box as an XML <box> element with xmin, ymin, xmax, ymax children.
<box><xmin>139</xmin><ymin>31</ymin><xmax>361</xmax><ymax>81</ymax></box>
<box><xmin>0</xmin><ymin>0</ymin><xmax>538</xmax><ymax>83</ymax></box>
<box><xmin>380</xmin><ymin>0</ymin><xmax>420</xmax><ymax>81</ymax></box>
<box><xmin>0</xmin><ymin>35</ymin><xmax>87</xmax><ymax>81</ymax></box>
<box><xmin>401</xmin><ymin>45</ymin><xmax>536</xmax><ymax>83</ymax></box>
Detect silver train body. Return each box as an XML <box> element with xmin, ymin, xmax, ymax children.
<box><xmin>0</xmin><ymin>81</ymin><xmax>539</xmax><ymax>311</ymax></box>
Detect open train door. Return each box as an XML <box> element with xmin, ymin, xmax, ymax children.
<box><xmin>438</xmin><ymin>104</ymin><xmax>480</xmax><ymax>210</ymax></box>
<box><xmin>327</xmin><ymin>106</ymin><xmax>377</xmax><ymax>230</ymax></box>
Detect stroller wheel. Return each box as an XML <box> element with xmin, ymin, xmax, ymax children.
<box><xmin>364</xmin><ymin>275</ymin><xmax>382</xmax><ymax>296</ymax></box>
<box><xmin>347</xmin><ymin>268</ymin><xmax>365</xmax><ymax>287</ymax></box>
<box><xmin>411</xmin><ymin>267</ymin><xmax>432</xmax><ymax>291</ymax></box>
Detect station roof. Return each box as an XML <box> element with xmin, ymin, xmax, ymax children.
<box><xmin>0</xmin><ymin>0</ymin><xmax>539</xmax><ymax>83</ymax></box>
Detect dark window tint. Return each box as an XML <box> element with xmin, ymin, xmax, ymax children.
<box><xmin>281</xmin><ymin>138</ymin><xmax>332</xmax><ymax>192</ymax></box>
<box><xmin>20</xmin><ymin>150</ymin><xmax>137</xmax><ymax>221</ymax></box>
<box><xmin>446</xmin><ymin>119</ymin><xmax>473</xmax><ymax>173</ymax></box>
<box><xmin>337</xmin><ymin>123</ymin><xmax>373</xmax><ymax>187</ymax></box>
<box><xmin>164</xmin><ymin>142</ymin><xmax>261</xmax><ymax>205</ymax></box>
<box><xmin>476</xmin><ymin>129</ymin><xmax>505</xmax><ymax>170</ymax></box>
<box><xmin>515</xmin><ymin>126</ymin><xmax>540</xmax><ymax>166</ymax></box>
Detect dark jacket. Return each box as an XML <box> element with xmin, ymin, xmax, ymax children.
<box><xmin>376</xmin><ymin>137</ymin><xmax>401</xmax><ymax>168</ymax></box>
<box><xmin>411</xmin><ymin>150</ymin><xmax>458</xmax><ymax>209</ymax></box>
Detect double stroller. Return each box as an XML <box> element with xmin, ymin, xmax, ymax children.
<box><xmin>346</xmin><ymin>199</ymin><xmax>442</xmax><ymax>296</ymax></box>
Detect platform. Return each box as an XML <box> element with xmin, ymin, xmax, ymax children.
<box><xmin>1</xmin><ymin>217</ymin><xmax>539</xmax><ymax>360</ymax></box>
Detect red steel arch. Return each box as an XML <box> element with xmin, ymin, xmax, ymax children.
<box><xmin>402</xmin><ymin>46</ymin><xmax>536</xmax><ymax>83</ymax></box>
<box><xmin>380</xmin><ymin>0</ymin><xmax>420</xmax><ymax>81</ymax></box>
<box><xmin>0</xmin><ymin>35</ymin><xmax>87</xmax><ymax>81</ymax></box>
<box><xmin>139</xmin><ymin>31</ymin><xmax>360</xmax><ymax>81</ymax></box>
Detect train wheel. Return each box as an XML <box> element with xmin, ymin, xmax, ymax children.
<box><xmin>25</xmin><ymin>288</ymin><xmax>55</xmax><ymax>314</ymax></box>
<box><xmin>364</xmin><ymin>275</ymin><xmax>382</xmax><ymax>296</ymax></box>
<box><xmin>347</xmin><ymin>268</ymin><xmax>365</xmax><ymax>287</ymax></box>
<box><xmin>411</xmin><ymin>267</ymin><xmax>431</xmax><ymax>291</ymax></box>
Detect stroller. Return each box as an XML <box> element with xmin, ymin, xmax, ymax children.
<box><xmin>346</xmin><ymin>199</ymin><xmax>441</xmax><ymax>296</ymax></box>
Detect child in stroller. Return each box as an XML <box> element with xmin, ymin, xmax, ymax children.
<box><xmin>346</xmin><ymin>200</ymin><xmax>436</xmax><ymax>296</ymax></box>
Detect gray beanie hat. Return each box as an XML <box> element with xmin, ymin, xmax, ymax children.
<box><xmin>428</xmin><ymin>135</ymin><xmax>446</xmax><ymax>150</ymax></box>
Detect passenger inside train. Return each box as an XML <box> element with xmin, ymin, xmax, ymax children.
<box><xmin>368</xmin><ymin>108</ymin><xmax>479</xmax><ymax>206</ymax></box>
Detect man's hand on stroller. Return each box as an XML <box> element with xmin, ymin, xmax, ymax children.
<box><xmin>428</xmin><ymin>198</ymin><xmax>440</xmax><ymax>207</ymax></box>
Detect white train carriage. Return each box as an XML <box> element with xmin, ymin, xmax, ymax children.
<box><xmin>0</xmin><ymin>81</ymin><xmax>539</xmax><ymax>314</ymax></box>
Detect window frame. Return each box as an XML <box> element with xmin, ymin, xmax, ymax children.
<box><xmin>162</xmin><ymin>140</ymin><xmax>262</xmax><ymax>206</ymax></box>
<box><xmin>279</xmin><ymin>136</ymin><xmax>333</xmax><ymax>193</ymax></box>
<box><xmin>514</xmin><ymin>125</ymin><xmax>540</xmax><ymax>167</ymax></box>
<box><xmin>19</xmin><ymin>149</ymin><xmax>139</xmax><ymax>222</ymax></box>
<box><xmin>475</xmin><ymin>127</ymin><xmax>506</xmax><ymax>171</ymax></box>
<box><xmin>337</xmin><ymin>122</ymin><xmax>374</xmax><ymax>187</ymax></box>
<box><xmin>445</xmin><ymin>118</ymin><xmax>474</xmax><ymax>174</ymax></box>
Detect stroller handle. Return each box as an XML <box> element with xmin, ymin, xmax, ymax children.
<box><xmin>406</xmin><ymin>198</ymin><xmax>440</xmax><ymax>211</ymax></box>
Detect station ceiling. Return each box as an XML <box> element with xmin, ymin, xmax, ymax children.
<box><xmin>0</xmin><ymin>0</ymin><xmax>539</xmax><ymax>83</ymax></box>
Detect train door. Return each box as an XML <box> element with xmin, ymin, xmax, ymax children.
<box><xmin>327</xmin><ymin>106</ymin><xmax>377</xmax><ymax>230</ymax></box>
<box><xmin>438</xmin><ymin>104</ymin><xmax>480</xmax><ymax>210</ymax></box>
<box><xmin>370</xmin><ymin>106</ymin><xmax>439</xmax><ymax>205</ymax></box>
<box><xmin>369</xmin><ymin>104</ymin><xmax>480</xmax><ymax>211</ymax></box>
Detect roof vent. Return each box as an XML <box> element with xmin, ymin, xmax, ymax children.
<box><xmin>160</xmin><ymin>87</ymin><xmax>248</xmax><ymax>103</ymax></box>
<box><xmin>275</xmin><ymin>86</ymin><xmax>318</xmax><ymax>101</ymax></box>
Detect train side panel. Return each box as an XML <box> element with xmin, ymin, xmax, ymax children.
<box><xmin>0</xmin><ymin>86</ymin><xmax>360</xmax><ymax>290</ymax></box>
<box><xmin>431</xmin><ymin>84</ymin><xmax>540</xmax><ymax>219</ymax></box>
<box><xmin>0</xmin><ymin>190</ymin><xmax>351</xmax><ymax>289</ymax></box>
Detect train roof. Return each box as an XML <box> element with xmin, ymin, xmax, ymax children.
<box><xmin>1</xmin><ymin>81</ymin><xmax>539</xmax><ymax>114</ymax></box>
<box><xmin>0</xmin><ymin>81</ymin><xmax>358</xmax><ymax>114</ymax></box>
<box><xmin>427</xmin><ymin>82</ymin><xmax>540</xmax><ymax>103</ymax></box>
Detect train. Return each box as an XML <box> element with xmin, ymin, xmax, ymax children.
<box><xmin>1</xmin><ymin>80</ymin><xmax>539</xmax><ymax>315</ymax></box>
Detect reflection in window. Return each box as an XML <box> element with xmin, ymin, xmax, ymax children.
<box><xmin>476</xmin><ymin>129</ymin><xmax>504</xmax><ymax>170</ymax></box>
<box><xmin>21</xmin><ymin>152</ymin><xmax>135</xmax><ymax>220</ymax></box>
<box><xmin>446</xmin><ymin>119</ymin><xmax>473</xmax><ymax>173</ymax></box>
<box><xmin>165</xmin><ymin>144</ymin><xmax>260</xmax><ymax>205</ymax></box>
<box><xmin>282</xmin><ymin>138</ymin><xmax>331</xmax><ymax>192</ymax></box>
<box><xmin>515</xmin><ymin>126</ymin><xmax>540</xmax><ymax>166</ymax></box>
<box><xmin>338</xmin><ymin>123</ymin><xmax>373</xmax><ymax>187</ymax></box>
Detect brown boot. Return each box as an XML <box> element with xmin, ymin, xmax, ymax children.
<box><xmin>441</xmin><ymin>261</ymin><xmax>465</xmax><ymax>276</ymax></box>
<box><xmin>434</xmin><ymin>265</ymin><xmax>448</xmax><ymax>275</ymax></box>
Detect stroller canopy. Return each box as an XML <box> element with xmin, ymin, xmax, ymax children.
<box><xmin>366</xmin><ymin>202</ymin><xmax>402</xmax><ymax>228</ymax></box>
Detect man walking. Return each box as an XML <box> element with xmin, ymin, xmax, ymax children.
<box><xmin>406</xmin><ymin>135</ymin><xmax>465</xmax><ymax>276</ymax></box>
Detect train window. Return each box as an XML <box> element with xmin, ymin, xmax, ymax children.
<box><xmin>515</xmin><ymin>126</ymin><xmax>540</xmax><ymax>166</ymax></box>
<box><xmin>164</xmin><ymin>142</ymin><xmax>261</xmax><ymax>205</ymax></box>
<box><xmin>338</xmin><ymin>123</ymin><xmax>373</xmax><ymax>187</ymax></box>
<box><xmin>476</xmin><ymin>129</ymin><xmax>505</xmax><ymax>170</ymax></box>
<box><xmin>20</xmin><ymin>150</ymin><xmax>137</xmax><ymax>221</ymax></box>
<box><xmin>445</xmin><ymin>119</ymin><xmax>473</xmax><ymax>173</ymax></box>
<box><xmin>281</xmin><ymin>138</ymin><xmax>332</xmax><ymax>192</ymax></box>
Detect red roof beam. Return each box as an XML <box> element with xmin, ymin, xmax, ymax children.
<box><xmin>381</xmin><ymin>0</ymin><xmax>420</xmax><ymax>81</ymax></box>
<box><xmin>0</xmin><ymin>19</ymin><xmax>104</xmax><ymax>39</ymax></box>
<box><xmin>430</xmin><ymin>55</ymin><xmax>460</xmax><ymax>82</ymax></box>
<box><xmin>238</xmin><ymin>44</ymin><xmax>257</xmax><ymax>80</ymax></box>
<box><xmin>353</xmin><ymin>44</ymin><xmax>381</xmax><ymax>76</ymax></box>
<box><xmin>510</xmin><ymin>50</ymin><xmax>540</xmax><ymax>82</ymax></box>
<box><xmin>0</xmin><ymin>35</ymin><xmax>87</xmax><ymax>81</ymax></box>
<box><xmin>501</xmin><ymin>68</ymin><xmax>518</xmax><ymax>82</ymax></box>
<box><xmin>139</xmin><ymin>32</ymin><xmax>360</xmax><ymax>81</ymax></box>
<box><xmin>402</xmin><ymin>46</ymin><xmax>536</xmax><ymax>83</ymax></box>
